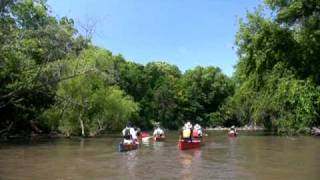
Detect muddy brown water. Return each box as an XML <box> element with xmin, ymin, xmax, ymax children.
<box><xmin>0</xmin><ymin>131</ymin><xmax>319</xmax><ymax>180</ymax></box>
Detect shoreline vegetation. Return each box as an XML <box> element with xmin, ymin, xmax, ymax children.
<box><xmin>1</xmin><ymin>0</ymin><xmax>319</xmax><ymax>139</ymax></box>
<box><xmin>1</xmin><ymin>125</ymin><xmax>320</xmax><ymax>142</ymax></box>
<box><xmin>2</xmin><ymin>126</ymin><xmax>319</xmax><ymax>142</ymax></box>
<box><xmin>206</xmin><ymin>126</ymin><xmax>264</xmax><ymax>131</ymax></box>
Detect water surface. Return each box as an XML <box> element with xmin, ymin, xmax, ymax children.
<box><xmin>0</xmin><ymin>131</ymin><xmax>319</xmax><ymax>180</ymax></box>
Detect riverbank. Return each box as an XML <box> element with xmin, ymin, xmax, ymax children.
<box><xmin>206</xmin><ymin>126</ymin><xmax>320</xmax><ymax>137</ymax></box>
<box><xmin>206</xmin><ymin>125</ymin><xmax>265</xmax><ymax>131</ymax></box>
<box><xmin>2</xmin><ymin>126</ymin><xmax>319</xmax><ymax>142</ymax></box>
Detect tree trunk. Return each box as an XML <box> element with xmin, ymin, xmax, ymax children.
<box><xmin>79</xmin><ymin>112</ymin><xmax>85</xmax><ymax>137</ymax></box>
<box><xmin>0</xmin><ymin>121</ymin><xmax>13</xmax><ymax>136</ymax></box>
<box><xmin>30</xmin><ymin>120</ymin><xmax>42</xmax><ymax>133</ymax></box>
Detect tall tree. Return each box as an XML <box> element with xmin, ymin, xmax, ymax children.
<box><xmin>179</xmin><ymin>66</ymin><xmax>234</xmax><ymax>127</ymax></box>
<box><xmin>0</xmin><ymin>0</ymin><xmax>87</xmax><ymax>136</ymax></box>
<box><xmin>223</xmin><ymin>0</ymin><xmax>320</xmax><ymax>134</ymax></box>
<box><xmin>41</xmin><ymin>47</ymin><xmax>139</xmax><ymax>136</ymax></box>
<box><xmin>140</xmin><ymin>62</ymin><xmax>182</xmax><ymax>129</ymax></box>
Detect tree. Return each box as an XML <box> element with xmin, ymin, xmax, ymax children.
<box><xmin>41</xmin><ymin>47</ymin><xmax>139</xmax><ymax>136</ymax></box>
<box><xmin>179</xmin><ymin>66</ymin><xmax>234</xmax><ymax>127</ymax></box>
<box><xmin>224</xmin><ymin>0</ymin><xmax>320</xmax><ymax>134</ymax></box>
<box><xmin>140</xmin><ymin>62</ymin><xmax>182</xmax><ymax>129</ymax></box>
<box><xmin>0</xmin><ymin>0</ymin><xmax>87</xmax><ymax>136</ymax></box>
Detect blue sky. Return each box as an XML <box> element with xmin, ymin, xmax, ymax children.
<box><xmin>47</xmin><ymin>0</ymin><xmax>263</xmax><ymax>76</ymax></box>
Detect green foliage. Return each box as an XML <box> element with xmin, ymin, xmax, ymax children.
<box><xmin>0</xmin><ymin>0</ymin><xmax>88</xmax><ymax>135</ymax></box>
<box><xmin>42</xmin><ymin>48</ymin><xmax>139</xmax><ymax>136</ymax></box>
<box><xmin>253</xmin><ymin>76</ymin><xmax>320</xmax><ymax>134</ymax></box>
<box><xmin>139</xmin><ymin>62</ymin><xmax>182</xmax><ymax>129</ymax></box>
<box><xmin>178</xmin><ymin>66</ymin><xmax>234</xmax><ymax>127</ymax></box>
<box><xmin>219</xmin><ymin>0</ymin><xmax>320</xmax><ymax>134</ymax></box>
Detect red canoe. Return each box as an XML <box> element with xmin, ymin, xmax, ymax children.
<box><xmin>138</xmin><ymin>132</ymin><xmax>150</xmax><ymax>140</ymax></box>
<box><xmin>118</xmin><ymin>142</ymin><xmax>138</xmax><ymax>152</ymax></box>
<box><xmin>178</xmin><ymin>139</ymin><xmax>201</xmax><ymax>150</ymax></box>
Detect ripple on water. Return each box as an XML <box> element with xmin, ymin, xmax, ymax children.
<box><xmin>0</xmin><ymin>131</ymin><xmax>320</xmax><ymax>180</ymax></box>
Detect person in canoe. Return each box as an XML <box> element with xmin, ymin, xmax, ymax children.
<box><xmin>229</xmin><ymin>125</ymin><xmax>237</xmax><ymax>136</ymax></box>
<box><xmin>153</xmin><ymin>125</ymin><xmax>165</xmax><ymax>138</ymax></box>
<box><xmin>181</xmin><ymin>121</ymin><xmax>193</xmax><ymax>142</ymax></box>
<box><xmin>135</xmin><ymin>126</ymin><xmax>141</xmax><ymax>139</ymax></box>
<box><xmin>193</xmin><ymin>123</ymin><xmax>203</xmax><ymax>138</ymax></box>
<box><xmin>122</xmin><ymin>122</ymin><xmax>138</xmax><ymax>144</ymax></box>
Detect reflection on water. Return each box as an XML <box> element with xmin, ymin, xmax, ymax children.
<box><xmin>180</xmin><ymin>152</ymin><xmax>193</xmax><ymax>180</ymax></box>
<box><xmin>179</xmin><ymin>149</ymin><xmax>203</xmax><ymax>180</ymax></box>
<box><xmin>153</xmin><ymin>141</ymin><xmax>164</xmax><ymax>150</ymax></box>
<box><xmin>141</xmin><ymin>138</ymin><xmax>151</xmax><ymax>146</ymax></box>
<box><xmin>226</xmin><ymin>136</ymin><xmax>239</xmax><ymax>179</ymax></box>
<box><xmin>124</xmin><ymin>150</ymin><xmax>138</xmax><ymax>177</ymax></box>
<box><xmin>0</xmin><ymin>132</ymin><xmax>320</xmax><ymax>180</ymax></box>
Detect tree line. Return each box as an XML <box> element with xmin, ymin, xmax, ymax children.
<box><xmin>214</xmin><ymin>0</ymin><xmax>320</xmax><ymax>134</ymax></box>
<box><xmin>0</xmin><ymin>0</ymin><xmax>319</xmax><ymax>137</ymax></box>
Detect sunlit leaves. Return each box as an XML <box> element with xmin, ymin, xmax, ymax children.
<box><xmin>225</xmin><ymin>0</ymin><xmax>320</xmax><ymax>134</ymax></box>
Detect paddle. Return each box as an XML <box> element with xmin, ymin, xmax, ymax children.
<box><xmin>142</xmin><ymin>136</ymin><xmax>152</xmax><ymax>141</ymax></box>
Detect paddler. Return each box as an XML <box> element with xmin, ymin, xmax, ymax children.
<box><xmin>153</xmin><ymin>125</ymin><xmax>165</xmax><ymax>137</ymax></box>
<box><xmin>181</xmin><ymin>121</ymin><xmax>193</xmax><ymax>142</ymax></box>
<box><xmin>134</xmin><ymin>126</ymin><xmax>141</xmax><ymax>139</ymax></box>
<box><xmin>229</xmin><ymin>125</ymin><xmax>237</xmax><ymax>134</ymax></box>
<box><xmin>122</xmin><ymin>122</ymin><xmax>138</xmax><ymax>144</ymax></box>
<box><xmin>193</xmin><ymin>123</ymin><xmax>203</xmax><ymax>138</ymax></box>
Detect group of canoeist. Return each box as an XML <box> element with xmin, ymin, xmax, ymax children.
<box><xmin>118</xmin><ymin>121</ymin><xmax>237</xmax><ymax>152</ymax></box>
<box><xmin>178</xmin><ymin>121</ymin><xmax>205</xmax><ymax>150</ymax></box>
<box><xmin>181</xmin><ymin>121</ymin><xmax>203</xmax><ymax>140</ymax></box>
<box><xmin>118</xmin><ymin>122</ymin><xmax>139</xmax><ymax>152</ymax></box>
<box><xmin>118</xmin><ymin>122</ymin><xmax>166</xmax><ymax>152</ymax></box>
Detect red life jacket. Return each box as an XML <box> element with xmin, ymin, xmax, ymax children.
<box><xmin>192</xmin><ymin>130</ymin><xmax>199</xmax><ymax>138</ymax></box>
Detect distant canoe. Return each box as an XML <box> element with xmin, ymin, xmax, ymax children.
<box><xmin>118</xmin><ymin>142</ymin><xmax>138</xmax><ymax>152</ymax></box>
<box><xmin>139</xmin><ymin>132</ymin><xmax>150</xmax><ymax>140</ymax></box>
<box><xmin>228</xmin><ymin>132</ymin><xmax>237</xmax><ymax>137</ymax></box>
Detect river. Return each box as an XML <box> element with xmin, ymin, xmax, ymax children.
<box><xmin>0</xmin><ymin>131</ymin><xmax>319</xmax><ymax>180</ymax></box>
